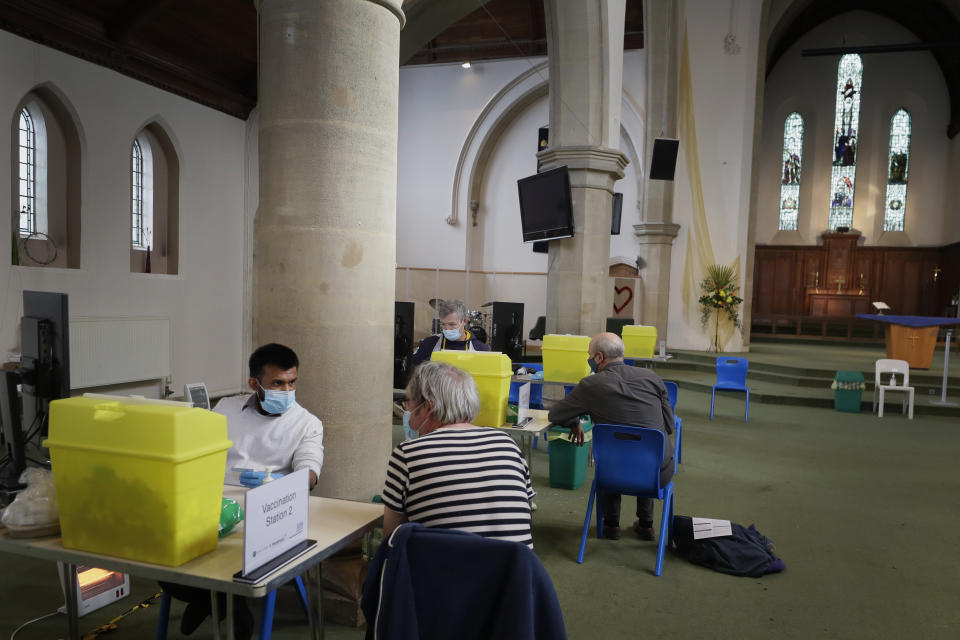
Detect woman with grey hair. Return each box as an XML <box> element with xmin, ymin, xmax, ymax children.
<box><xmin>381</xmin><ymin>361</ymin><xmax>535</xmax><ymax>548</ymax></box>
<box><xmin>410</xmin><ymin>298</ymin><xmax>490</xmax><ymax>367</ymax></box>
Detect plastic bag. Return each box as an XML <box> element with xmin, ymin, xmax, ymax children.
<box><xmin>218</xmin><ymin>497</ymin><xmax>244</xmax><ymax>537</ymax></box>
<box><xmin>1</xmin><ymin>468</ymin><xmax>59</xmax><ymax>527</ymax></box>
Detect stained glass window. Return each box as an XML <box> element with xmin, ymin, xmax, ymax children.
<box><xmin>18</xmin><ymin>107</ymin><xmax>36</xmax><ymax>236</ymax></box>
<box><xmin>828</xmin><ymin>54</ymin><xmax>863</xmax><ymax>230</ymax></box>
<box><xmin>882</xmin><ymin>109</ymin><xmax>911</xmax><ymax>232</ymax></box>
<box><xmin>778</xmin><ymin>112</ymin><xmax>804</xmax><ymax>231</ymax></box>
<box><xmin>132</xmin><ymin>139</ymin><xmax>144</xmax><ymax>247</ymax></box>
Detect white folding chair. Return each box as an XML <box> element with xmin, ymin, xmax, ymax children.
<box><xmin>873</xmin><ymin>359</ymin><xmax>914</xmax><ymax>419</ymax></box>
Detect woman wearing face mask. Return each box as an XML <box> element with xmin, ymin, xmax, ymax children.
<box><xmin>410</xmin><ymin>299</ymin><xmax>490</xmax><ymax>368</ymax></box>
<box><xmin>383</xmin><ymin>361</ymin><xmax>535</xmax><ymax>548</ymax></box>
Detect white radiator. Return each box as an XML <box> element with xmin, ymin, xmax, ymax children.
<box><xmin>69</xmin><ymin>317</ymin><xmax>171</xmax><ymax>389</ymax></box>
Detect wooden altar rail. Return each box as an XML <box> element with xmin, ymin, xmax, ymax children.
<box><xmin>751</xmin><ymin>314</ymin><xmax>884</xmax><ymax>341</ymax></box>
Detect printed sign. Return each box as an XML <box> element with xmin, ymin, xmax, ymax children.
<box><xmin>242</xmin><ymin>468</ymin><xmax>310</xmax><ymax>575</ymax></box>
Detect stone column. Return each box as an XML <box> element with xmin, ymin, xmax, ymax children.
<box><xmin>636</xmin><ymin>0</ymin><xmax>680</xmax><ymax>340</ymax></box>
<box><xmin>541</xmin><ymin>0</ymin><xmax>629</xmax><ymax>336</ymax></box>
<box><xmin>255</xmin><ymin>0</ymin><xmax>404</xmax><ymax>500</ymax></box>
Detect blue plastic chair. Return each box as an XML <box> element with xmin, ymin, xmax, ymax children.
<box><xmin>710</xmin><ymin>357</ymin><xmax>750</xmax><ymax>422</ymax></box>
<box><xmin>157</xmin><ymin>577</ymin><xmax>310</xmax><ymax>640</ymax></box>
<box><xmin>662</xmin><ymin>381</ymin><xmax>682</xmax><ymax>465</ymax></box>
<box><xmin>576</xmin><ymin>424</ymin><xmax>675</xmax><ymax>576</ymax></box>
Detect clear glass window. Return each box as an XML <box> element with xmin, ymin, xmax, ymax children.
<box><xmin>18</xmin><ymin>107</ymin><xmax>36</xmax><ymax>236</ymax></box>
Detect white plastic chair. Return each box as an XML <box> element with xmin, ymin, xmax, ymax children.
<box><xmin>873</xmin><ymin>359</ymin><xmax>914</xmax><ymax>419</ymax></box>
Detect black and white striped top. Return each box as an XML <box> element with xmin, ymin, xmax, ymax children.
<box><xmin>381</xmin><ymin>427</ymin><xmax>536</xmax><ymax>548</ymax></box>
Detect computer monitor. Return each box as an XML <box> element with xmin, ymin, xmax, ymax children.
<box><xmin>20</xmin><ymin>291</ymin><xmax>70</xmax><ymax>439</ymax></box>
<box><xmin>517</xmin><ymin>166</ymin><xmax>575</xmax><ymax>242</ymax></box>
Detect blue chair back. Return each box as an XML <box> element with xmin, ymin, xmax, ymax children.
<box><xmin>592</xmin><ymin>424</ymin><xmax>667</xmax><ymax>497</ymax></box>
<box><xmin>663</xmin><ymin>381</ymin><xmax>679</xmax><ymax>411</ymax></box>
<box><xmin>715</xmin><ymin>357</ymin><xmax>748</xmax><ymax>390</ymax></box>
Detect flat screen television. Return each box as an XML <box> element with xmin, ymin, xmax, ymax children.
<box><xmin>517</xmin><ymin>166</ymin><xmax>574</xmax><ymax>242</ymax></box>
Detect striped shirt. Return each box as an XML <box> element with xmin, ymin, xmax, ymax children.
<box><xmin>381</xmin><ymin>427</ymin><xmax>536</xmax><ymax>548</ymax></box>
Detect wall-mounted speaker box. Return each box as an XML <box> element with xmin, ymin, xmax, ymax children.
<box><xmin>611</xmin><ymin>192</ymin><xmax>623</xmax><ymax>235</ymax></box>
<box><xmin>649</xmin><ymin>138</ymin><xmax>680</xmax><ymax>181</ymax></box>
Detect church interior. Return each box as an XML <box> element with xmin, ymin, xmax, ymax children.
<box><xmin>0</xmin><ymin>0</ymin><xmax>959</xmax><ymax>638</ymax></box>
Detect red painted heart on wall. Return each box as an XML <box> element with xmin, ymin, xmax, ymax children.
<box><xmin>613</xmin><ymin>285</ymin><xmax>633</xmax><ymax>315</ymax></box>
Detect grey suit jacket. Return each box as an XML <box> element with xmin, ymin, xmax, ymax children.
<box><xmin>548</xmin><ymin>361</ymin><xmax>675</xmax><ymax>470</ymax></box>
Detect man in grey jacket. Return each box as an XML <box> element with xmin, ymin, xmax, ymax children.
<box><xmin>548</xmin><ymin>332</ymin><xmax>674</xmax><ymax>541</ymax></box>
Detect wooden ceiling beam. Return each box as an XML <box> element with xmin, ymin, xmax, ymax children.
<box><xmin>106</xmin><ymin>0</ymin><xmax>175</xmax><ymax>43</ymax></box>
<box><xmin>0</xmin><ymin>0</ymin><xmax>255</xmax><ymax>118</ymax></box>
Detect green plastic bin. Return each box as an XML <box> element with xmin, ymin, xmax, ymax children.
<box><xmin>833</xmin><ymin>371</ymin><xmax>865</xmax><ymax>412</ymax></box>
<box><xmin>548</xmin><ymin>417</ymin><xmax>593</xmax><ymax>490</ymax></box>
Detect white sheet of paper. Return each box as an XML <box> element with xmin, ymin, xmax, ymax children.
<box><xmin>692</xmin><ymin>517</ymin><xmax>733</xmax><ymax>539</ymax></box>
<box><xmin>517</xmin><ymin>382</ymin><xmax>531</xmax><ymax>423</ymax></box>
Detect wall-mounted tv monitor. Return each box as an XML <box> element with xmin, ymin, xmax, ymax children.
<box><xmin>517</xmin><ymin>166</ymin><xmax>574</xmax><ymax>243</ymax></box>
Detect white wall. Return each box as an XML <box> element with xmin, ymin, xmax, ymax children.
<box><xmin>397</xmin><ymin>52</ymin><xmax>647</xmax><ymax>338</ymax></box>
<box><xmin>667</xmin><ymin>0</ymin><xmax>764</xmax><ymax>351</ymax></box>
<box><xmin>0</xmin><ymin>31</ymin><xmax>247</xmax><ymax>396</ymax></box>
<box><xmin>755</xmin><ymin>11</ymin><xmax>951</xmax><ymax>246</ymax></box>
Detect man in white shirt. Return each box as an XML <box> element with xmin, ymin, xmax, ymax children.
<box><xmin>164</xmin><ymin>343</ymin><xmax>323</xmax><ymax>638</ymax></box>
<box><xmin>217</xmin><ymin>342</ymin><xmax>324</xmax><ymax>490</ymax></box>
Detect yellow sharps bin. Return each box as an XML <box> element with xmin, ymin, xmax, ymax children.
<box><xmin>44</xmin><ymin>396</ymin><xmax>232</xmax><ymax>566</ymax></box>
<box><xmin>431</xmin><ymin>350</ymin><xmax>512</xmax><ymax>427</ymax></box>
<box><xmin>541</xmin><ymin>334</ymin><xmax>592</xmax><ymax>384</ymax></box>
<box><xmin>622</xmin><ymin>325</ymin><xmax>658</xmax><ymax>359</ymax></box>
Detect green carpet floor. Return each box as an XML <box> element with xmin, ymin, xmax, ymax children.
<box><xmin>2</xmin><ymin>388</ymin><xmax>958</xmax><ymax>639</ymax></box>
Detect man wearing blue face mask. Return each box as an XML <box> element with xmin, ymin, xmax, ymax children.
<box><xmin>216</xmin><ymin>343</ymin><xmax>324</xmax><ymax>491</ymax></box>
<box><xmin>410</xmin><ymin>299</ymin><xmax>490</xmax><ymax>368</ymax></box>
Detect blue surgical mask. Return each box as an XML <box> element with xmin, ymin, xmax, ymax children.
<box><xmin>587</xmin><ymin>356</ymin><xmax>598</xmax><ymax>373</ymax></box>
<box><xmin>402</xmin><ymin>402</ymin><xmax>423</xmax><ymax>440</ymax></box>
<box><xmin>442</xmin><ymin>328</ymin><xmax>462</xmax><ymax>341</ymax></box>
<box><xmin>402</xmin><ymin>410</ymin><xmax>418</xmax><ymax>440</ymax></box>
<box><xmin>258</xmin><ymin>383</ymin><xmax>296</xmax><ymax>415</ymax></box>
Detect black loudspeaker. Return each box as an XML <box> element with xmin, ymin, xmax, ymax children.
<box><xmin>490</xmin><ymin>302</ymin><xmax>524</xmax><ymax>363</ymax></box>
<box><xmin>606</xmin><ymin>317</ymin><xmax>634</xmax><ymax>337</ymax></box>
<box><xmin>394</xmin><ymin>301</ymin><xmax>415</xmax><ymax>390</ymax></box>
<box><xmin>611</xmin><ymin>192</ymin><xmax>623</xmax><ymax>235</ymax></box>
<box><xmin>650</xmin><ymin>138</ymin><xmax>680</xmax><ymax>180</ymax></box>
<box><xmin>532</xmin><ymin>241</ymin><xmax>549</xmax><ymax>254</ymax></box>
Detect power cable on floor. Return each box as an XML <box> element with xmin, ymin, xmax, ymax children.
<box><xmin>9</xmin><ymin>609</ymin><xmax>61</xmax><ymax>639</ymax></box>
<box><xmin>79</xmin><ymin>592</ymin><xmax>163</xmax><ymax>640</ymax></box>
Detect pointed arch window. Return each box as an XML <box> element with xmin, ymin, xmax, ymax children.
<box><xmin>18</xmin><ymin>107</ymin><xmax>37</xmax><ymax>235</ymax></box>
<box><xmin>778</xmin><ymin>112</ymin><xmax>804</xmax><ymax>231</ymax></box>
<box><xmin>882</xmin><ymin>109</ymin><xmax>911</xmax><ymax>232</ymax></box>
<box><xmin>132</xmin><ymin>139</ymin><xmax>146</xmax><ymax>247</ymax></box>
<box><xmin>828</xmin><ymin>54</ymin><xmax>863</xmax><ymax>230</ymax></box>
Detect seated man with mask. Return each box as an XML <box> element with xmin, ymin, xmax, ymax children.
<box><xmin>162</xmin><ymin>343</ymin><xmax>324</xmax><ymax>638</ymax></box>
<box><xmin>548</xmin><ymin>332</ymin><xmax>674</xmax><ymax>541</ymax></box>
<box><xmin>410</xmin><ymin>298</ymin><xmax>490</xmax><ymax>367</ymax></box>
<box><xmin>217</xmin><ymin>342</ymin><xmax>324</xmax><ymax>490</ymax></box>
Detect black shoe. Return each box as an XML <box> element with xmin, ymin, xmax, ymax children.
<box><xmin>602</xmin><ymin>525</ymin><xmax>621</xmax><ymax>540</ymax></box>
<box><xmin>180</xmin><ymin>602</ymin><xmax>212</xmax><ymax>636</ymax></box>
<box><xmin>633</xmin><ymin>520</ymin><xmax>655</xmax><ymax>541</ymax></box>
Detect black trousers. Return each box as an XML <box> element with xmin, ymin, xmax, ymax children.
<box><xmin>157</xmin><ymin>582</ymin><xmax>251</xmax><ymax>621</ymax></box>
<box><xmin>600</xmin><ymin>463</ymin><xmax>674</xmax><ymax>528</ymax></box>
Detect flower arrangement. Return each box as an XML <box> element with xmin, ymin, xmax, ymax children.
<box><xmin>699</xmin><ymin>264</ymin><xmax>743</xmax><ymax>326</ymax></box>
<box><xmin>698</xmin><ymin>264</ymin><xmax>743</xmax><ymax>351</ymax></box>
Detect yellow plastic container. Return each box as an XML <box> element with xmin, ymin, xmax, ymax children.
<box><xmin>542</xmin><ymin>334</ymin><xmax>592</xmax><ymax>384</ymax></box>
<box><xmin>43</xmin><ymin>397</ymin><xmax>232</xmax><ymax>566</ymax></box>
<box><xmin>622</xmin><ymin>325</ymin><xmax>658</xmax><ymax>358</ymax></box>
<box><xmin>431</xmin><ymin>350</ymin><xmax>512</xmax><ymax>427</ymax></box>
